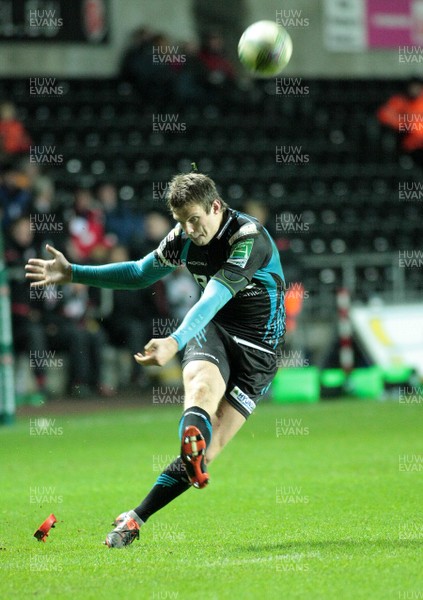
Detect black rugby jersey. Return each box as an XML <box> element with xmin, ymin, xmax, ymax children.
<box><xmin>155</xmin><ymin>209</ymin><xmax>286</xmax><ymax>350</ymax></box>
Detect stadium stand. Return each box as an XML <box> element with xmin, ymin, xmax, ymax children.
<box><xmin>2</xmin><ymin>77</ymin><xmax>418</xmax><ymax>317</ymax></box>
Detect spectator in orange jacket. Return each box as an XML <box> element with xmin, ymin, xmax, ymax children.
<box><xmin>0</xmin><ymin>102</ymin><xmax>32</xmax><ymax>158</ymax></box>
<box><xmin>377</xmin><ymin>78</ymin><xmax>423</xmax><ymax>164</ymax></box>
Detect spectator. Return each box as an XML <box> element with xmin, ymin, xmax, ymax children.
<box><xmin>55</xmin><ymin>282</ymin><xmax>112</xmax><ymax>397</ymax></box>
<box><xmin>192</xmin><ymin>0</ymin><xmax>247</xmax><ymax>71</ymax></box>
<box><xmin>96</xmin><ymin>182</ymin><xmax>144</xmax><ymax>249</ymax></box>
<box><xmin>120</xmin><ymin>26</ymin><xmax>155</xmax><ymax>82</ymax></box>
<box><xmin>163</xmin><ymin>268</ymin><xmax>199</xmax><ymax>323</ymax></box>
<box><xmin>133</xmin><ymin>207</ymin><xmax>171</xmax><ymax>257</ymax></box>
<box><xmin>0</xmin><ymin>102</ymin><xmax>32</xmax><ymax>160</ymax></box>
<box><xmin>29</xmin><ymin>175</ymin><xmax>68</xmax><ymax>250</ymax></box>
<box><xmin>5</xmin><ymin>216</ymin><xmax>48</xmax><ymax>398</ymax></box>
<box><xmin>242</xmin><ymin>198</ymin><xmax>276</xmax><ymax>236</ymax></box>
<box><xmin>174</xmin><ymin>36</ymin><xmax>241</xmax><ymax>104</ymax></box>
<box><xmin>377</xmin><ymin>77</ymin><xmax>423</xmax><ymax>166</ymax></box>
<box><xmin>68</xmin><ymin>187</ymin><xmax>115</xmax><ymax>262</ymax></box>
<box><xmin>135</xmin><ymin>209</ymin><xmax>174</xmax><ymax>317</ymax></box>
<box><xmin>0</xmin><ymin>162</ymin><xmax>32</xmax><ymax>232</ymax></box>
<box><xmin>242</xmin><ymin>198</ymin><xmax>305</xmax><ymax>337</ymax></box>
<box><xmin>198</xmin><ymin>31</ymin><xmax>237</xmax><ymax>86</ymax></box>
<box><xmin>173</xmin><ymin>40</ymin><xmax>210</xmax><ymax>104</ymax></box>
<box><xmin>102</xmin><ymin>245</ymin><xmax>157</xmax><ymax>389</ymax></box>
<box><xmin>120</xmin><ymin>29</ymin><xmax>177</xmax><ymax>100</ymax></box>
<box><xmin>18</xmin><ymin>157</ymin><xmax>47</xmax><ymax>195</ymax></box>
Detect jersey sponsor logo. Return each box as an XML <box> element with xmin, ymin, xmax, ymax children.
<box><xmin>228</xmin><ymin>223</ymin><xmax>259</xmax><ymax>246</ymax></box>
<box><xmin>187</xmin><ymin>261</ymin><xmax>207</xmax><ymax>266</ymax></box>
<box><xmin>227</xmin><ymin>239</ymin><xmax>254</xmax><ymax>268</ymax></box>
<box><xmin>230</xmin><ymin>386</ymin><xmax>255</xmax><ymax>414</ymax></box>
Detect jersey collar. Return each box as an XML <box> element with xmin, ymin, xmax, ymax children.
<box><xmin>215</xmin><ymin>208</ymin><xmax>236</xmax><ymax>240</ymax></box>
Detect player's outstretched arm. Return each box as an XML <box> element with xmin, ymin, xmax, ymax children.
<box><xmin>26</xmin><ymin>244</ymin><xmax>177</xmax><ymax>290</ymax></box>
<box><xmin>25</xmin><ymin>244</ymin><xmax>72</xmax><ymax>287</ymax></box>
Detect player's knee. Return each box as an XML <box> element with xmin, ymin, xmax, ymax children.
<box><xmin>184</xmin><ymin>364</ymin><xmax>214</xmax><ymax>399</ymax></box>
<box><xmin>185</xmin><ymin>378</ymin><xmax>213</xmax><ymax>404</ymax></box>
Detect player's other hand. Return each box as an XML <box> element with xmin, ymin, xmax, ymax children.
<box><xmin>134</xmin><ymin>337</ymin><xmax>179</xmax><ymax>367</ymax></box>
<box><xmin>25</xmin><ymin>244</ymin><xmax>72</xmax><ymax>287</ymax></box>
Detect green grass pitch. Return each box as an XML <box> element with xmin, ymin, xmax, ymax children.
<box><xmin>0</xmin><ymin>399</ymin><xmax>422</xmax><ymax>599</ymax></box>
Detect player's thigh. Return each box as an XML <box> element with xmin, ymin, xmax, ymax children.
<box><xmin>183</xmin><ymin>360</ymin><xmax>227</xmax><ymax>415</ymax></box>
<box><xmin>181</xmin><ymin>321</ymin><xmax>230</xmax><ymax>415</ymax></box>
<box><xmin>206</xmin><ymin>397</ymin><xmax>246</xmax><ymax>464</ymax></box>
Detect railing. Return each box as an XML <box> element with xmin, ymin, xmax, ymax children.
<box><xmin>300</xmin><ymin>252</ymin><xmax>418</xmax><ymax>320</ymax></box>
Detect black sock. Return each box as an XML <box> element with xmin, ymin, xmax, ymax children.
<box><xmin>179</xmin><ymin>406</ymin><xmax>212</xmax><ymax>447</ymax></box>
<box><xmin>133</xmin><ymin>457</ymin><xmax>191</xmax><ymax>522</ymax></box>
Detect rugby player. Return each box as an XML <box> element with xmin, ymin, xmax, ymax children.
<box><xmin>25</xmin><ymin>172</ymin><xmax>286</xmax><ymax>548</ymax></box>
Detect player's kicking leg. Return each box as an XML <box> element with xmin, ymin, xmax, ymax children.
<box><xmin>178</xmin><ymin>360</ymin><xmax>227</xmax><ymax>488</ymax></box>
<box><xmin>105</xmin><ymin>361</ymin><xmax>245</xmax><ymax>547</ymax></box>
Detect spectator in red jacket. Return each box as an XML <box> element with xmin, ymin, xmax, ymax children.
<box><xmin>68</xmin><ymin>187</ymin><xmax>116</xmax><ymax>262</ymax></box>
<box><xmin>198</xmin><ymin>31</ymin><xmax>236</xmax><ymax>84</ymax></box>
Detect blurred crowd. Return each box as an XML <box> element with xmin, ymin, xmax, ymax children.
<box><xmin>0</xmin><ymin>113</ymin><xmax>199</xmax><ymax>398</ymax></box>
<box><xmin>119</xmin><ymin>26</ymin><xmax>239</xmax><ymax>104</ymax></box>
<box><xmin>0</xmin><ymin>21</ymin><xmax>308</xmax><ymax>400</ymax></box>
<box><xmin>0</xmin><ymin>93</ymin><xmax>307</xmax><ymax>400</ymax></box>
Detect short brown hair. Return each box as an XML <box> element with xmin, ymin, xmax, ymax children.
<box><xmin>166</xmin><ymin>173</ymin><xmax>228</xmax><ymax>213</ymax></box>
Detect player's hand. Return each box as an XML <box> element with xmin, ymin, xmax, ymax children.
<box><xmin>25</xmin><ymin>244</ymin><xmax>72</xmax><ymax>287</ymax></box>
<box><xmin>134</xmin><ymin>337</ymin><xmax>179</xmax><ymax>367</ymax></box>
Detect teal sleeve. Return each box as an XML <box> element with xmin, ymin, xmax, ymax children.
<box><xmin>170</xmin><ymin>279</ymin><xmax>233</xmax><ymax>350</ymax></box>
<box><xmin>71</xmin><ymin>251</ymin><xmax>176</xmax><ymax>289</ymax></box>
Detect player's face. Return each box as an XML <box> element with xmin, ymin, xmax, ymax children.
<box><xmin>172</xmin><ymin>200</ymin><xmax>224</xmax><ymax>246</ymax></box>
